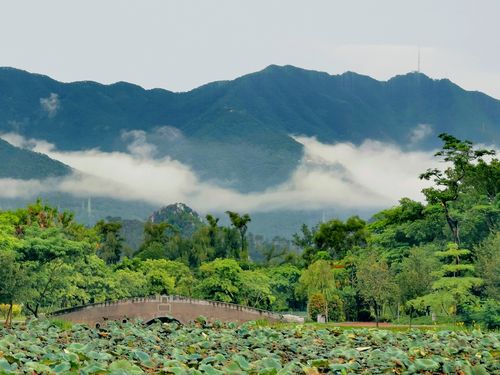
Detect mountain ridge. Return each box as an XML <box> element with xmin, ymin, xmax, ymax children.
<box><xmin>0</xmin><ymin>138</ymin><xmax>71</xmax><ymax>179</ymax></box>
<box><xmin>0</xmin><ymin>65</ymin><xmax>499</xmax><ymax>191</ymax></box>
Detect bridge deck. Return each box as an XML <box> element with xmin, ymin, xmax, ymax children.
<box><xmin>51</xmin><ymin>295</ymin><xmax>304</xmax><ymax>326</ymax></box>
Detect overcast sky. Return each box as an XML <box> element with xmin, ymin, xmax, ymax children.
<box><xmin>1</xmin><ymin>0</ymin><xmax>499</xmax><ymax>98</ymax></box>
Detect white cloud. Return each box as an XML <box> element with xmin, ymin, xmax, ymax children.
<box><xmin>121</xmin><ymin>130</ymin><xmax>157</xmax><ymax>158</ymax></box>
<box><xmin>40</xmin><ymin>93</ymin><xmax>61</xmax><ymax>117</ymax></box>
<box><xmin>409</xmin><ymin>124</ymin><xmax>433</xmax><ymax>144</ymax></box>
<box><xmin>0</xmin><ymin>133</ymin><xmax>438</xmax><ymax>214</ymax></box>
<box><xmin>0</xmin><ymin>132</ymin><xmax>54</xmax><ymax>151</ymax></box>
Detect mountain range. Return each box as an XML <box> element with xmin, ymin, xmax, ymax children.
<box><xmin>1</xmin><ymin>65</ymin><xmax>499</xmax><ymax>192</ymax></box>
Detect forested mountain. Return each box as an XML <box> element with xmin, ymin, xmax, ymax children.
<box><xmin>149</xmin><ymin>203</ymin><xmax>204</xmax><ymax>237</ymax></box>
<box><xmin>1</xmin><ymin>65</ymin><xmax>499</xmax><ymax>191</ymax></box>
<box><xmin>0</xmin><ymin>138</ymin><xmax>70</xmax><ymax>179</ymax></box>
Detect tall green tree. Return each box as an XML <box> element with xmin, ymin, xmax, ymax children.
<box><xmin>17</xmin><ymin>224</ymin><xmax>92</xmax><ymax>317</ymax></box>
<box><xmin>265</xmin><ymin>265</ymin><xmax>304</xmax><ymax>311</ymax></box>
<box><xmin>474</xmin><ymin>232</ymin><xmax>500</xmax><ymax>300</ymax></box>
<box><xmin>396</xmin><ymin>246</ymin><xmax>440</xmax><ymax>323</ymax></box>
<box><xmin>239</xmin><ymin>270</ymin><xmax>275</xmax><ymax>309</ymax></box>
<box><xmin>368</xmin><ymin>198</ymin><xmax>444</xmax><ymax>263</ymax></box>
<box><xmin>313</xmin><ymin>216</ymin><xmax>368</xmax><ymax>260</ymax></box>
<box><xmin>0</xmin><ymin>251</ymin><xmax>29</xmax><ymax>327</ymax></box>
<box><xmin>225</xmin><ymin>211</ymin><xmax>251</xmax><ymax>260</ymax></box>
<box><xmin>410</xmin><ymin>243</ymin><xmax>483</xmax><ymax>318</ymax></box>
<box><xmin>298</xmin><ymin>260</ymin><xmax>337</xmax><ymax>321</ymax></box>
<box><xmin>95</xmin><ymin>220</ymin><xmax>124</xmax><ymax>264</ymax></box>
<box><xmin>292</xmin><ymin>224</ymin><xmax>315</xmax><ymax>261</ymax></box>
<box><xmin>419</xmin><ymin>133</ymin><xmax>495</xmax><ymax>245</ymax></box>
<box><xmin>206</xmin><ymin>214</ymin><xmax>219</xmax><ymax>248</ymax></box>
<box><xmin>356</xmin><ymin>252</ymin><xmax>396</xmax><ymax>326</ymax></box>
<box><xmin>195</xmin><ymin>258</ymin><xmax>242</xmax><ymax>303</ymax></box>
<box><xmin>135</xmin><ymin>222</ymin><xmax>174</xmax><ymax>260</ymax></box>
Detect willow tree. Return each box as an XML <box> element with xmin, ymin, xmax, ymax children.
<box><xmin>299</xmin><ymin>260</ymin><xmax>337</xmax><ymax>322</ymax></box>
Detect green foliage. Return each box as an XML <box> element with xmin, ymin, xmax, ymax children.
<box><xmin>307</xmin><ymin>292</ymin><xmax>344</xmax><ymax>322</ymax></box>
<box><xmin>95</xmin><ymin>220</ymin><xmax>123</xmax><ymax>264</ymax></box>
<box><xmin>0</xmin><ymin>320</ymin><xmax>498</xmax><ymax>373</ymax></box>
<box><xmin>313</xmin><ymin>216</ymin><xmax>368</xmax><ymax>261</ymax></box>
<box><xmin>0</xmin><ymin>131</ymin><xmax>498</xmax><ymax>328</ymax></box>
<box><xmin>420</xmin><ymin>133</ymin><xmax>496</xmax><ymax>244</ymax></box>
<box><xmin>298</xmin><ymin>260</ymin><xmax>340</xmax><ymax>322</ymax></box>
<box><xmin>409</xmin><ymin>243</ymin><xmax>483</xmax><ymax>317</ymax></box>
<box><xmin>195</xmin><ymin>259</ymin><xmax>243</xmax><ymax>303</ymax></box>
<box><xmin>463</xmin><ymin>299</ymin><xmax>500</xmax><ymax>330</ymax></box>
<box><xmin>297</xmin><ymin>217</ymin><xmax>369</xmax><ymax>265</ymax></box>
<box><xmin>356</xmin><ymin>251</ymin><xmax>397</xmax><ymax>325</ymax></box>
<box><xmin>369</xmin><ymin>199</ymin><xmax>444</xmax><ymax>262</ymax></box>
<box><xmin>474</xmin><ymin>231</ymin><xmax>500</xmax><ymax>300</ymax></box>
<box><xmin>396</xmin><ymin>246</ymin><xmax>439</xmax><ymax>305</ymax></box>
<box><xmin>225</xmin><ymin>211</ymin><xmax>251</xmax><ymax>260</ymax></box>
<box><xmin>265</xmin><ymin>264</ymin><xmax>305</xmax><ymax>311</ymax></box>
<box><xmin>239</xmin><ymin>270</ymin><xmax>275</xmax><ymax>309</ymax></box>
<box><xmin>308</xmin><ymin>292</ymin><xmax>327</xmax><ymax>321</ymax></box>
<box><xmin>298</xmin><ymin>260</ymin><xmax>336</xmax><ymax>298</ymax></box>
<box><xmin>150</xmin><ymin>203</ymin><xmax>204</xmax><ymax>237</ymax></box>
<box><xmin>0</xmin><ymin>251</ymin><xmax>29</xmax><ymax>326</ymax></box>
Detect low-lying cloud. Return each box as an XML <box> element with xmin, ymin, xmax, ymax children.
<box><xmin>0</xmin><ymin>132</ymin><xmax>437</xmax><ymax>213</ymax></box>
<box><xmin>40</xmin><ymin>93</ymin><xmax>61</xmax><ymax>117</ymax></box>
<box><xmin>409</xmin><ymin>124</ymin><xmax>433</xmax><ymax>144</ymax></box>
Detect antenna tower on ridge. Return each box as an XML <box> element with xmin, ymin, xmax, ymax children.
<box><xmin>417</xmin><ymin>46</ymin><xmax>421</xmax><ymax>73</ymax></box>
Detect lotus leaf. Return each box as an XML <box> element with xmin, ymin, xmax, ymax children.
<box><xmin>0</xmin><ymin>358</ymin><xmax>16</xmax><ymax>375</ymax></box>
<box><xmin>52</xmin><ymin>361</ymin><xmax>72</xmax><ymax>373</ymax></box>
<box><xmin>0</xmin><ymin>321</ymin><xmax>498</xmax><ymax>374</ymax></box>
<box><xmin>199</xmin><ymin>364</ymin><xmax>224</xmax><ymax>374</ymax></box>
<box><xmin>413</xmin><ymin>358</ymin><xmax>440</xmax><ymax>371</ymax></box>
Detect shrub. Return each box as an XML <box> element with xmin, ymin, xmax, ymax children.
<box><xmin>307</xmin><ymin>293</ymin><xmax>345</xmax><ymax>322</ymax></box>
<box><xmin>0</xmin><ymin>304</ymin><xmax>22</xmax><ymax>319</ymax></box>
<box><xmin>308</xmin><ymin>292</ymin><xmax>327</xmax><ymax>321</ymax></box>
<box><xmin>462</xmin><ymin>299</ymin><xmax>500</xmax><ymax>330</ymax></box>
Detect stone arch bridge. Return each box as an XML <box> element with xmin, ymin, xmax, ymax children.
<box><xmin>52</xmin><ymin>295</ymin><xmax>304</xmax><ymax>327</ymax></box>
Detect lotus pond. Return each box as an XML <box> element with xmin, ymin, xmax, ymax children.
<box><xmin>0</xmin><ymin>320</ymin><xmax>498</xmax><ymax>374</ymax></box>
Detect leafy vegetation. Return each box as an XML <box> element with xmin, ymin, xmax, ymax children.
<box><xmin>0</xmin><ymin>320</ymin><xmax>498</xmax><ymax>374</ymax></box>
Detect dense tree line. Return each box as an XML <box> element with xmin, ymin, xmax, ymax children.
<box><xmin>0</xmin><ymin>134</ymin><xmax>498</xmax><ymax>328</ymax></box>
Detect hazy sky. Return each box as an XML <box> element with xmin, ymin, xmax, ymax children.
<box><xmin>1</xmin><ymin>0</ymin><xmax>500</xmax><ymax>97</ymax></box>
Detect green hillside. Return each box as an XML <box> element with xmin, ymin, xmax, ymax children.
<box><xmin>0</xmin><ymin>138</ymin><xmax>71</xmax><ymax>179</ymax></box>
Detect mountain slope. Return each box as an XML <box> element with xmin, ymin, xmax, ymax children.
<box><xmin>0</xmin><ymin>138</ymin><xmax>71</xmax><ymax>179</ymax></box>
<box><xmin>0</xmin><ymin>65</ymin><xmax>499</xmax><ymax>191</ymax></box>
<box><xmin>189</xmin><ymin>65</ymin><xmax>500</xmax><ymax>146</ymax></box>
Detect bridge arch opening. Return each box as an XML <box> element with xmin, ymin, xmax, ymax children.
<box><xmin>145</xmin><ymin>316</ymin><xmax>182</xmax><ymax>325</ymax></box>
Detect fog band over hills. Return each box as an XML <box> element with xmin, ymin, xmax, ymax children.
<box><xmin>1</xmin><ymin>132</ymin><xmax>436</xmax><ymax>213</ymax></box>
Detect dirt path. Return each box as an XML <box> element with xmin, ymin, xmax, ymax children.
<box><xmin>331</xmin><ymin>322</ymin><xmax>434</xmax><ymax>328</ymax></box>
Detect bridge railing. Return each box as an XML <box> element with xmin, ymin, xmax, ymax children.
<box><xmin>51</xmin><ymin>295</ymin><xmax>285</xmax><ymax>319</ymax></box>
